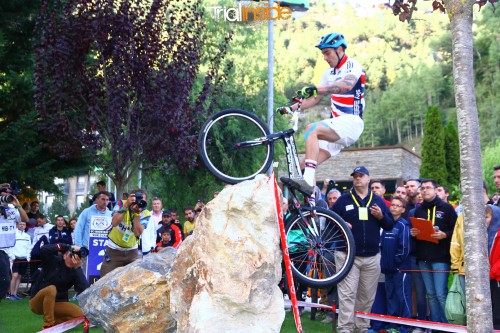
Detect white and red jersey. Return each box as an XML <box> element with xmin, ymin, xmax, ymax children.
<box><xmin>319</xmin><ymin>55</ymin><xmax>365</xmax><ymax>118</ymax></box>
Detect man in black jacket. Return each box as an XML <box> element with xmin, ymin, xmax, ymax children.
<box><xmin>410</xmin><ymin>178</ymin><xmax>457</xmax><ymax>324</ymax></box>
<box><xmin>29</xmin><ymin>243</ymin><xmax>89</xmax><ymax>330</ymax></box>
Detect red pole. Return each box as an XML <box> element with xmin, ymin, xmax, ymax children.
<box><xmin>271</xmin><ymin>172</ymin><xmax>303</xmax><ymax>333</ymax></box>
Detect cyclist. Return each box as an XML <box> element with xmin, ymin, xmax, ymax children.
<box><xmin>278</xmin><ymin>32</ymin><xmax>366</xmax><ymax>195</ymax></box>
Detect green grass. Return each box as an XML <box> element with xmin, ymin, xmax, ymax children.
<box><xmin>0</xmin><ymin>293</ymin><xmax>334</xmax><ymax>332</ymax></box>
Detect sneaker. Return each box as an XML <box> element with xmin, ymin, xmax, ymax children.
<box><xmin>321</xmin><ymin>316</ymin><xmax>333</xmax><ymax>324</ymax></box>
<box><xmin>280</xmin><ymin>177</ymin><xmax>313</xmax><ymax>196</ymax></box>
<box><xmin>7</xmin><ymin>295</ymin><xmax>19</xmax><ymax>301</ymax></box>
<box><xmin>70</xmin><ymin>294</ymin><xmax>78</xmax><ymax>301</ymax></box>
<box><xmin>13</xmin><ymin>295</ymin><xmax>22</xmax><ymax>300</ymax></box>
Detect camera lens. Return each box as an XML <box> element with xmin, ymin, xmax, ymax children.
<box><xmin>0</xmin><ymin>195</ymin><xmax>14</xmax><ymax>204</ymax></box>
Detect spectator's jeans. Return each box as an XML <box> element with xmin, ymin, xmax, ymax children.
<box><xmin>418</xmin><ymin>261</ymin><xmax>449</xmax><ymax>323</ymax></box>
<box><xmin>385</xmin><ymin>271</ymin><xmax>412</xmax><ymax>333</ymax></box>
<box><xmin>335</xmin><ymin>252</ymin><xmax>381</xmax><ymax>333</ymax></box>
<box><xmin>0</xmin><ymin>250</ymin><xmax>10</xmax><ymax>301</ymax></box>
<box><xmin>29</xmin><ymin>285</ymin><xmax>83</xmax><ymax>328</ymax></box>
<box><xmin>410</xmin><ymin>255</ymin><xmax>427</xmax><ymax>320</ymax></box>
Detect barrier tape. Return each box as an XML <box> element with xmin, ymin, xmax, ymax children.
<box><xmin>35</xmin><ymin>316</ymin><xmax>87</xmax><ymax>333</ymax></box>
<box><xmin>284</xmin><ymin>299</ymin><xmax>500</xmax><ymax>333</ymax></box>
<box><xmin>271</xmin><ymin>172</ymin><xmax>303</xmax><ymax>333</ymax></box>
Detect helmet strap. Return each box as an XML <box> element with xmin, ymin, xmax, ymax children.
<box><xmin>333</xmin><ymin>48</ymin><xmax>345</xmax><ymax>74</ymax></box>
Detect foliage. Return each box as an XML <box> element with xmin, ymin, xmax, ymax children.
<box><xmin>444</xmin><ymin>121</ymin><xmax>461</xmax><ymax>188</ymax></box>
<box><xmin>46</xmin><ymin>193</ymin><xmax>71</xmax><ymax>224</ymax></box>
<box><xmin>0</xmin><ymin>0</ymin><xmax>89</xmax><ymax>193</ymax></box>
<box><xmin>33</xmin><ymin>0</ymin><xmax>233</xmax><ymax>194</ymax></box>
<box><xmin>420</xmin><ymin>106</ymin><xmax>447</xmax><ymax>185</ymax></box>
<box><xmin>482</xmin><ymin>139</ymin><xmax>500</xmax><ymax>195</ymax></box>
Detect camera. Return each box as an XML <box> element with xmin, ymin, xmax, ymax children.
<box><xmin>134</xmin><ymin>192</ymin><xmax>147</xmax><ymax>209</ymax></box>
<box><xmin>72</xmin><ymin>247</ymin><xmax>89</xmax><ymax>259</ymax></box>
<box><xmin>9</xmin><ymin>180</ymin><xmax>21</xmax><ymax>196</ymax></box>
<box><xmin>0</xmin><ymin>195</ymin><xmax>14</xmax><ymax>204</ymax></box>
<box><xmin>329</xmin><ymin>180</ymin><xmax>335</xmax><ymax>186</ymax></box>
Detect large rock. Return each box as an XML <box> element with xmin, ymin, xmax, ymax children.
<box><xmin>78</xmin><ymin>247</ymin><xmax>177</xmax><ymax>333</ymax></box>
<box><xmin>171</xmin><ymin>175</ymin><xmax>285</xmax><ymax>332</ymax></box>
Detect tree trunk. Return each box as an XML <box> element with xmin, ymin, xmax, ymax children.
<box><xmin>446</xmin><ymin>0</ymin><xmax>493</xmax><ymax>331</ymax></box>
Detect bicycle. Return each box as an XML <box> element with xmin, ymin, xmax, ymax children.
<box><xmin>198</xmin><ymin>97</ymin><xmax>355</xmax><ymax>288</ymax></box>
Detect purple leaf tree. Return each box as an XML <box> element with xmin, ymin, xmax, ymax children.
<box><xmin>34</xmin><ymin>0</ymin><xmax>232</xmax><ymax>194</ymax></box>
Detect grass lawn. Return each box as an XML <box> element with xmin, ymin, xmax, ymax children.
<box><xmin>0</xmin><ymin>293</ymin><xmax>334</xmax><ymax>332</ymax></box>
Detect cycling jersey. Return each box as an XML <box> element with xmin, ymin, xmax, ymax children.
<box><xmin>319</xmin><ymin>55</ymin><xmax>365</xmax><ymax>118</ymax></box>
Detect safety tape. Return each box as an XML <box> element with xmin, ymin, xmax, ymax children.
<box><xmin>284</xmin><ymin>299</ymin><xmax>500</xmax><ymax>333</ymax></box>
<box><xmin>35</xmin><ymin>316</ymin><xmax>92</xmax><ymax>333</ymax></box>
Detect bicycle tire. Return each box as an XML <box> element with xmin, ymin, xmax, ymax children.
<box><xmin>199</xmin><ymin>109</ymin><xmax>274</xmax><ymax>184</ymax></box>
<box><xmin>285</xmin><ymin>207</ymin><xmax>355</xmax><ymax>288</ymax></box>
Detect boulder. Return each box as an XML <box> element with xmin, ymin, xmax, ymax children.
<box><xmin>78</xmin><ymin>247</ymin><xmax>177</xmax><ymax>333</ymax></box>
<box><xmin>170</xmin><ymin>174</ymin><xmax>285</xmax><ymax>332</ymax></box>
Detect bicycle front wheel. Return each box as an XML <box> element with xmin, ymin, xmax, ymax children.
<box><xmin>199</xmin><ymin>109</ymin><xmax>274</xmax><ymax>184</ymax></box>
<box><xmin>285</xmin><ymin>207</ymin><xmax>355</xmax><ymax>288</ymax></box>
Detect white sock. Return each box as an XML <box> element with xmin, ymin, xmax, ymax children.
<box><xmin>303</xmin><ymin>160</ymin><xmax>317</xmax><ymax>186</ymax></box>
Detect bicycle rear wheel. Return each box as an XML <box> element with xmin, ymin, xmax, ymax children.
<box><xmin>285</xmin><ymin>207</ymin><xmax>355</xmax><ymax>288</ymax></box>
<box><xmin>199</xmin><ymin>109</ymin><xmax>274</xmax><ymax>184</ymax></box>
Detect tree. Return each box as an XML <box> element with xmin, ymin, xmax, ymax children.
<box><xmin>420</xmin><ymin>106</ymin><xmax>447</xmax><ymax>185</ymax></box>
<box><xmin>33</xmin><ymin>0</ymin><xmax>232</xmax><ymax>195</ymax></box>
<box><xmin>0</xmin><ymin>0</ymin><xmax>89</xmax><ymax>193</ymax></box>
<box><xmin>392</xmin><ymin>0</ymin><xmax>496</xmax><ymax>330</ymax></box>
<box><xmin>444</xmin><ymin>121</ymin><xmax>460</xmax><ymax>187</ymax></box>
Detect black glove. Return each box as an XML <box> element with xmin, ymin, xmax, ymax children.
<box><xmin>298</xmin><ymin>86</ymin><xmax>318</xmax><ymax>99</ymax></box>
<box><xmin>276</xmin><ymin>106</ymin><xmax>292</xmax><ymax>115</ymax></box>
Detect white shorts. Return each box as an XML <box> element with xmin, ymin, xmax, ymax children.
<box><xmin>318</xmin><ymin>114</ymin><xmax>364</xmax><ymax>157</ymax></box>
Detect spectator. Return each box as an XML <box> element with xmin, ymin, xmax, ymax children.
<box><xmin>100</xmin><ymin>190</ymin><xmax>150</xmax><ymax>277</ymax></box>
<box><xmin>331</xmin><ymin>166</ymin><xmax>393</xmax><ymax>333</ymax></box>
<box><xmin>380</xmin><ymin>196</ymin><xmax>412</xmax><ymax>333</ymax></box>
<box><xmin>29</xmin><ymin>244</ymin><xmax>88</xmax><ymax>330</ymax></box>
<box><xmin>149</xmin><ymin>197</ymin><xmax>164</xmax><ymax>229</ymax></box>
<box><xmin>494</xmin><ymin>165</ymin><xmax>500</xmax><ymax>207</ymax></box>
<box><xmin>171</xmin><ymin>209</ymin><xmax>180</xmax><ymax>224</ymax></box>
<box><xmin>157</xmin><ymin>210</ymin><xmax>183</xmax><ymax>249</ymax></box>
<box><xmin>89</xmin><ymin>180</ymin><xmax>115</xmax><ymax>210</ymax></box>
<box><xmin>49</xmin><ymin>215</ymin><xmax>72</xmax><ymax>245</ymax></box>
<box><xmin>183</xmin><ymin>207</ymin><xmax>196</xmax><ymax>237</ymax></box>
<box><xmin>122</xmin><ymin>192</ymin><xmax>129</xmax><ymax>200</ymax></box>
<box><xmin>320</xmin><ymin>178</ymin><xmax>335</xmax><ymax>199</ymax></box>
<box><xmin>68</xmin><ymin>218</ymin><xmax>77</xmax><ymax>245</ymax></box>
<box><xmin>32</xmin><ymin>214</ymin><xmax>53</xmax><ymax>247</ymax></box>
<box><xmin>491</xmin><ymin>193</ymin><xmax>500</xmax><ymax>206</ymax></box>
<box><xmin>156</xmin><ymin>229</ymin><xmax>175</xmax><ymax>251</ymax></box>
<box><xmin>410</xmin><ymin>178</ymin><xmax>457</xmax><ymax>324</ymax></box>
<box><xmin>0</xmin><ymin>185</ymin><xmax>28</xmax><ymax>301</ymax></box>
<box><xmin>487</xmin><ymin>204</ymin><xmax>500</xmax><ymax>329</ymax></box>
<box><xmin>394</xmin><ymin>186</ymin><xmax>407</xmax><ymax>201</ymax></box>
<box><xmin>436</xmin><ymin>185</ymin><xmax>451</xmax><ymax>203</ymax></box>
<box><xmin>326</xmin><ymin>188</ymin><xmax>341</xmax><ymax>209</ymax></box>
<box><xmin>404</xmin><ymin>179</ymin><xmax>421</xmax><ymax>220</ymax></box>
<box><xmin>370</xmin><ymin>180</ymin><xmax>391</xmax><ymax>207</ymax></box>
<box><xmin>194</xmin><ymin>200</ymin><xmax>205</xmax><ymax>214</ymax></box>
<box><xmin>74</xmin><ymin>191</ymin><xmax>112</xmax><ymax>250</ymax></box>
<box><xmin>281</xmin><ymin>197</ymin><xmax>290</xmax><ymax>220</ymax></box>
<box><xmin>26</xmin><ymin>201</ymin><xmax>40</xmax><ymax>241</ymax></box>
<box><xmin>7</xmin><ymin>221</ymin><xmax>31</xmax><ymax>300</ymax></box>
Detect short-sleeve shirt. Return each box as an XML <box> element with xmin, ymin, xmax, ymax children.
<box><xmin>319</xmin><ymin>55</ymin><xmax>365</xmax><ymax>118</ymax></box>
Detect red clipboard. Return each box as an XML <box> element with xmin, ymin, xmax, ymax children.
<box><xmin>410</xmin><ymin>217</ymin><xmax>438</xmax><ymax>244</ymax></box>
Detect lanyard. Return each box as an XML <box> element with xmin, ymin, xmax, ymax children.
<box><xmin>427</xmin><ymin>206</ymin><xmax>436</xmax><ymax>225</ymax></box>
<box><xmin>350</xmin><ymin>190</ymin><xmax>373</xmax><ymax>208</ymax></box>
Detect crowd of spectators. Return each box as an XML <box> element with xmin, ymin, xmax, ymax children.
<box><xmin>294</xmin><ymin>164</ymin><xmax>500</xmax><ymax>333</ymax></box>
<box><xmin>1</xmin><ymin>164</ymin><xmax>500</xmax><ymax>331</ymax></box>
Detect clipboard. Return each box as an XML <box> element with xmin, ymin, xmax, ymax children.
<box><xmin>410</xmin><ymin>217</ymin><xmax>438</xmax><ymax>244</ymax></box>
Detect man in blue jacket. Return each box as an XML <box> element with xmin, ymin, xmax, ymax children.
<box><xmin>331</xmin><ymin>166</ymin><xmax>394</xmax><ymax>333</ymax></box>
<box><xmin>380</xmin><ymin>195</ymin><xmax>412</xmax><ymax>333</ymax></box>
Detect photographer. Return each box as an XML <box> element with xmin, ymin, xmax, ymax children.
<box><xmin>0</xmin><ymin>183</ymin><xmax>28</xmax><ymax>302</ymax></box>
<box><xmin>29</xmin><ymin>243</ymin><xmax>88</xmax><ymax>330</ymax></box>
<box><xmin>100</xmin><ymin>189</ymin><xmax>150</xmax><ymax>277</ymax></box>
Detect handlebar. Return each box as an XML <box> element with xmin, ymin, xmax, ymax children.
<box><xmin>282</xmin><ymin>96</ymin><xmax>303</xmax><ymax>131</ymax></box>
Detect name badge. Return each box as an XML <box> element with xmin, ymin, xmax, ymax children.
<box><xmin>346</xmin><ymin>204</ymin><xmax>354</xmax><ymax>211</ymax></box>
<box><xmin>359</xmin><ymin>207</ymin><xmax>368</xmax><ymax>220</ymax></box>
<box><xmin>122</xmin><ymin>229</ymin><xmax>132</xmax><ymax>242</ymax></box>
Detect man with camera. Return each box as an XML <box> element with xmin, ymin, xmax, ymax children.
<box><xmin>100</xmin><ymin>189</ymin><xmax>150</xmax><ymax>277</ymax></box>
<box><xmin>0</xmin><ymin>183</ymin><xmax>28</xmax><ymax>302</ymax></box>
<box><xmin>29</xmin><ymin>243</ymin><xmax>88</xmax><ymax>330</ymax></box>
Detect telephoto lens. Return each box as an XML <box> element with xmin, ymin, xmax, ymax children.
<box><xmin>0</xmin><ymin>195</ymin><xmax>14</xmax><ymax>204</ymax></box>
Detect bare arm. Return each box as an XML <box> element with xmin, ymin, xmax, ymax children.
<box><xmin>318</xmin><ymin>74</ymin><xmax>358</xmax><ymax>95</ymax></box>
<box><xmin>132</xmin><ymin>215</ymin><xmax>145</xmax><ymax>237</ymax></box>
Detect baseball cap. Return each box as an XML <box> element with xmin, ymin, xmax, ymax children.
<box><xmin>162</xmin><ymin>210</ymin><xmax>172</xmax><ymax>216</ymax></box>
<box><xmin>350</xmin><ymin>166</ymin><xmax>370</xmax><ymax>177</ymax></box>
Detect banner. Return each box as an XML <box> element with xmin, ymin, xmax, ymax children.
<box><xmin>87</xmin><ymin>215</ymin><xmax>112</xmax><ymax>284</ymax></box>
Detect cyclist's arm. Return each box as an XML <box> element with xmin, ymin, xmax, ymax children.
<box><xmin>317</xmin><ymin>74</ymin><xmax>358</xmax><ymax>95</ymax></box>
<box><xmin>289</xmin><ymin>91</ymin><xmax>325</xmax><ymax>111</ymax></box>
